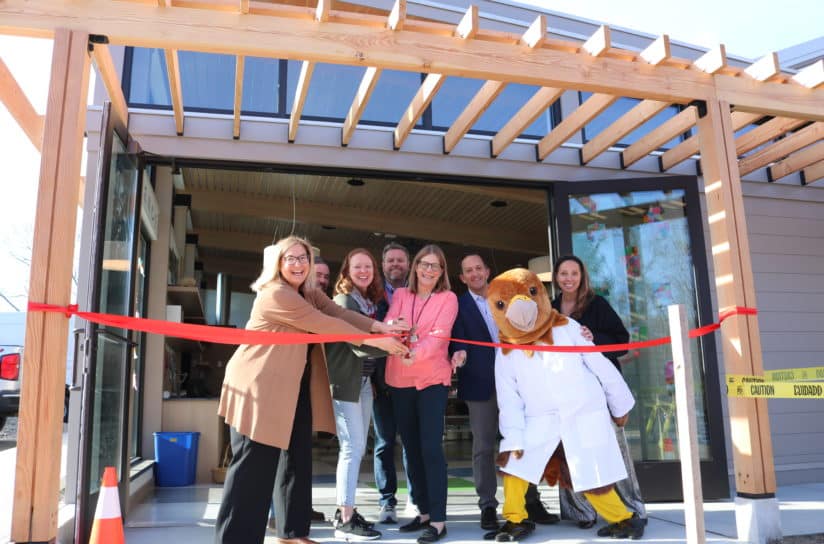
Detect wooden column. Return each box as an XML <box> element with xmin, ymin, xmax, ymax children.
<box><xmin>697</xmin><ymin>100</ymin><xmax>776</xmax><ymax>496</ymax></box>
<box><xmin>12</xmin><ymin>29</ymin><xmax>90</xmax><ymax>543</ymax></box>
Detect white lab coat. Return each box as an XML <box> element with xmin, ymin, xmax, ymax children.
<box><xmin>495</xmin><ymin>318</ymin><xmax>635</xmax><ymax>492</ymax></box>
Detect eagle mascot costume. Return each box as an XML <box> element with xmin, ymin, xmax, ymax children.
<box><xmin>487</xmin><ymin>268</ymin><xmax>644</xmax><ymax>541</ymax></box>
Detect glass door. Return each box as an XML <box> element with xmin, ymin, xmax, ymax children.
<box><xmin>75</xmin><ymin>102</ymin><xmax>142</xmax><ymax>542</ymax></box>
<box><xmin>554</xmin><ymin>176</ymin><xmax>728</xmax><ymax>501</ymax></box>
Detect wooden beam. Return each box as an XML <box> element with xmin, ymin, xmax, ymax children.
<box><xmin>716</xmin><ymin>74</ymin><xmax>824</xmax><ymax>122</ymax></box>
<box><xmin>792</xmin><ymin>59</ymin><xmax>824</xmax><ymax>89</ymax></box>
<box><xmin>12</xmin><ymin>29</ymin><xmax>90</xmax><ymax>543</ymax></box>
<box><xmin>0</xmin><ymin>56</ymin><xmax>43</xmax><ymax>151</ymax></box>
<box><xmin>581</xmin><ymin>99</ymin><xmax>670</xmax><ymax>164</ymax></box>
<box><xmin>387</xmin><ymin>0</ymin><xmax>405</xmax><ymax>31</ymax></box>
<box><xmin>693</xmin><ymin>44</ymin><xmax>727</xmax><ymax>74</ymax></box>
<box><xmin>341</xmin><ymin>66</ymin><xmax>381</xmax><ymax>146</ymax></box>
<box><xmin>0</xmin><ymin>0</ymin><xmax>719</xmax><ymax>103</ymax></box>
<box><xmin>454</xmin><ymin>5</ymin><xmax>478</xmax><ymax>40</ymax></box>
<box><xmin>233</xmin><ymin>55</ymin><xmax>244</xmax><ymax>139</ymax></box>
<box><xmin>801</xmin><ymin>158</ymin><xmax>824</xmax><ymax>185</ymax></box>
<box><xmin>315</xmin><ymin>0</ymin><xmax>330</xmax><ymax>22</ymax></box>
<box><xmin>492</xmin><ymin>86</ymin><xmax>563</xmax><ymax>157</ymax></box>
<box><xmin>744</xmin><ymin>52</ymin><xmax>780</xmax><ymax>82</ymax></box>
<box><xmin>443</xmin><ymin>15</ymin><xmax>544</xmax><ymax>153</ymax></box>
<box><xmin>394</xmin><ymin>72</ymin><xmax>446</xmax><ymax>149</ymax></box>
<box><xmin>536</xmin><ymin>93</ymin><xmax>618</xmax><ymax>161</ymax></box>
<box><xmin>164</xmin><ymin>48</ymin><xmax>184</xmax><ymax>135</ymax></box>
<box><xmin>288</xmin><ymin>60</ymin><xmax>315</xmax><ymax>142</ymax></box>
<box><xmin>640</xmin><ymin>35</ymin><xmax>670</xmax><ymax>65</ymax></box>
<box><xmin>90</xmin><ymin>43</ymin><xmax>129</xmax><ymax>134</ymax></box>
<box><xmin>738</xmin><ymin>122</ymin><xmax>824</xmax><ymax>176</ymax></box>
<box><xmin>582</xmin><ymin>25</ymin><xmax>610</xmax><ymax>57</ymax></box>
<box><xmin>661</xmin><ymin>111</ymin><xmax>762</xmax><ymax>170</ymax></box>
<box><xmin>443</xmin><ymin>80</ymin><xmax>505</xmax><ymax>153</ymax></box>
<box><xmin>734</xmin><ymin>116</ymin><xmax>806</xmax><ymax>155</ymax></box>
<box><xmin>697</xmin><ymin>99</ymin><xmax>776</xmax><ymax>497</ymax></box>
<box><xmin>621</xmin><ymin>105</ymin><xmax>698</xmax><ymax>168</ymax></box>
<box><xmin>768</xmin><ymin>140</ymin><xmax>824</xmax><ymax>181</ymax></box>
<box><xmin>185</xmin><ymin>189</ymin><xmax>544</xmax><ymax>254</ymax></box>
<box><xmin>519</xmin><ymin>15</ymin><xmax>546</xmax><ymax>49</ymax></box>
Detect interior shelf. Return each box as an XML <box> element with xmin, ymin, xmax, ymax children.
<box><xmin>167</xmin><ymin>285</ymin><xmax>206</xmax><ymax>323</ymax></box>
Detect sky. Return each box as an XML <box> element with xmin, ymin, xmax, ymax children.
<box><xmin>0</xmin><ymin>1</ymin><xmax>822</xmax><ymax>311</ymax></box>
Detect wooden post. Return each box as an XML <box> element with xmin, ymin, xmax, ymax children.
<box><xmin>668</xmin><ymin>304</ymin><xmax>706</xmax><ymax>544</ymax></box>
<box><xmin>696</xmin><ymin>99</ymin><xmax>781</xmax><ymax>543</ymax></box>
<box><xmin>12</xmin><ymin>29</ymin><xmax>91</xmax><ymax>543</ymax></box>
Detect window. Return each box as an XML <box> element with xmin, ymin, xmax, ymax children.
<box><xmin>580</xmin><ymin>92</ymin><xmax>686</xmax><ymax>149</ymax></box>
<box><xmin>473</xmin><ymin>84</ymin><xmax>555</xmax><ymax>138</ymax></box>
<box><xmin>127</xmin><ymin>48</ymin><xmax>171</xmax><ymax>107</ymax></box>
<box><xmin>286</xmin><ymin>62</ymin><xmax>366</xmax><ymax>119</ymax></box>
<box><xmin>241</xmin><ymin>57</ymin><xmax>281</xmax><ymax>115</ymax></box>
<box><xmin>178</xmin><ymin>51</ymin><xmax>236</xmax><ymax>111</ymax></box>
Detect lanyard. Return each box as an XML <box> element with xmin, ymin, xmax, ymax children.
<box><xmin>409</xmin><ymin>292</ymin><xmax>433</xmax><ymax>342</ymax></box>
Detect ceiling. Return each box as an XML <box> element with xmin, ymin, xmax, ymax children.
<box><xmin>180</xmin><ymin>166</ymin><xmax>552</xmax><ymax>287</ymax></box>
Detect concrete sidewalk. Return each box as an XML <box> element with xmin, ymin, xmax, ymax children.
<box><xmin>123</xmin><ymin>478</ymin><xmax>824</xmax><ymax>544</ymax></box>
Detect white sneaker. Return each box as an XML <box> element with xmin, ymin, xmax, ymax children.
<box><xmin>403</xmin><ymin>497</ymin><xmax>419</xmax><ymax>517</ymax></box>
<box><xmin>378</xmin><ymin>504</ymin><xmax>397</xmax><ymax>524</ymax></box>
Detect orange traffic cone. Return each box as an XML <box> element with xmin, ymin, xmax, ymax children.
<box><xmin>89</xmin><ymin>466</ymin><xmax>125</xmax><ymax>544</ymax></box>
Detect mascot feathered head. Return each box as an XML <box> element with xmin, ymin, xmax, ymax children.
<box><xmin>487</xmin><ymin>268</ymin><xmax>568</xmax><ymax>356</ymax></box>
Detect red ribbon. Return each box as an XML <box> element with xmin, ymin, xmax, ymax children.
<box><xmin>27</xmin><ymin>302</ymin><xmax>756</xmax><ymax>354</ymax></box>
<box><xmin>27</xmin><ymin>302</ymin><xmax>388</xmax><ymax>345</ymax></box>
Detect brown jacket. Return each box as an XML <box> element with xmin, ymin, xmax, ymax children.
<box><xmin>217</xmin><ymin>280</ymin><xmax>375</xmax><ymax>449</ymax></box>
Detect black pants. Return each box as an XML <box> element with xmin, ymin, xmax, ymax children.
<box><xmin>215</xmin><ymin>363</ymin><xmax>313</xmax><ymax>543</ymax></box>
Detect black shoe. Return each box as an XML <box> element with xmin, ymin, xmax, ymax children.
<box><xmin>494</xmin><ymin>520</ymin><xmax>536</xmax><ymax>542</ymax></box>
<box><xmin>481</xmin><ymin>507</ymin><xmax>499</xmax><ymax>531</ymax></box>
<box><xmin>524</xmin><ymin>502</ymin><xmax>559</xmax><ymax>525</ymax></box>
<box><xmin>609</xmin><ymin>514</ymin><xmax>645</xmax><ymax>540</ymax></box>
<box><xmin>334</xmin><ymin>514</ymin><xmax>382</xmax><ymax>541</ymax></box>
<box><xmin>417</xmin><ymin>525</ymin><xmax>447</xmax><ymax>544</ymax></box>
<box><xmin>577</xmin><ymin>519</ymin><xmax>597</xmax><ymax>529</ymax></box>
<box><xmin>311</xmin><ymin>509</ymin><xmax>325</xmax><ymax>522</ymax></box>
<box><xmin>400</xmin><ymin>516</ymin><xmax>431</xmax><ymax>533</ymax></box>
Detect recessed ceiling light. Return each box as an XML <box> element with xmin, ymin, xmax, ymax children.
<box><xmin>490</xmin><ymin>200</ymin><xmax>508</xmax><ymax>208</ymax></box>
<box><xmin>347</xmin><ymin>178</ymin><xmax>365</xmax><ymax>187</ymax></box>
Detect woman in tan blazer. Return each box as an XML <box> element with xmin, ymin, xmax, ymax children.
<box><xmin>215</xmin><ymin>236</ymin><xmax>408</xmax><ymax>544</ymax></box>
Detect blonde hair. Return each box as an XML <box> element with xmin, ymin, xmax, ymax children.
<box><xmin>251</xmin><ymin>236</ymin><xmax>316</xmax><ymax>292</ymax></box>
<box><xmin>408</xmin><ymin>244</ymin><xmax>450</xmax><ymax>294</ymax></box>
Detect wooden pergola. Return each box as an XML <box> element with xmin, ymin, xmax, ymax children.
<box><xmin>1</xmin><ymin>0</ymin><xmax>823</xmax><ymax>541</ymax></box>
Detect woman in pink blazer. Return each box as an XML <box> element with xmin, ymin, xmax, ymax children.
<box><xmin>384</xmin><ymin>244</ymin><xmax>458</xmax><ymax>544</ymax></box>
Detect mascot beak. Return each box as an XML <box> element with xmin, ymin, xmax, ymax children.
<box><xmin>505</xmin><ymin>295</ymin><xmax>538</xmax><ymax>332</ymax></box>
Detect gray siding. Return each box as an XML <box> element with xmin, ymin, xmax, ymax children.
<box><xmin>704</xmin><ymin>187</ymin><xmax>824</xmax><ymax>488</ymax></box>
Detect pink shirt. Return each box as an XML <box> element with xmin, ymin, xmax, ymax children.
<box><xmin>385</xmin><ymin>288</ymin><xmax>458</xmax><ymax>390</ymax></box>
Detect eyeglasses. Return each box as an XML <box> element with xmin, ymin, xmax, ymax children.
<box><xmin>283</xmin><ymin>254</ymin><xmax>309</xmax><ymax>266</ymax></box>
<box><xmin>417</xmin><ymin>261</ymin><xmax>442</xmax><ymax>271</ymax></box>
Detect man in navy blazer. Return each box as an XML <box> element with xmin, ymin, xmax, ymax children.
<box><xmin>450</xmin><ymin>254</ymin><xmax>559</xmax><ymax>532</ymax></box>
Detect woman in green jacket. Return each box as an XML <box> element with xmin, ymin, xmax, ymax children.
<box><xmin>325</xmin><ymin>248</ymin><xmax>390</xmax><ymax>541</ymax></box>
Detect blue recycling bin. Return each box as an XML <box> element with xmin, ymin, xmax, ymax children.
<box><xmin>154</xmin><ymin>431</ymin><xmax>200</xmax><ymax>486</ymax></box>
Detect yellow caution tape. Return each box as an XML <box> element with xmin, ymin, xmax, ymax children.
<box><xmin>725</xmin><ymin>366</ymin><xmax>824</xmax><ymax>399</ymax></box>
<box><xmin>726</xmin><ymin>381</ymin><xmax>824</xmax><ymax>399</ymax></box>
<box><xmin>726</xmin><ymin>365</ymin><xmax>824</xmax><ymax>385</ymax></box>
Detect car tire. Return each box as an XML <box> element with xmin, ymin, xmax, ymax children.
<box><xmin>0</xmin><ymin>416</ymin><xmax>6</xmax><ymax>432</ymax></box>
